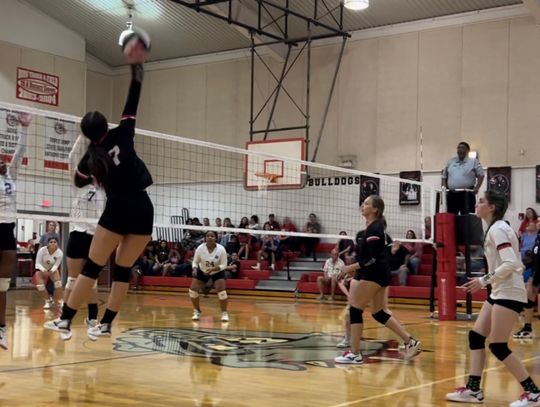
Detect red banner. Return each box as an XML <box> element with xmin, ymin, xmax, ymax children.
<box><xmin>16</xmin><ymin>67</ymin><xmax>59</xmax><ymax>106</ymax></box>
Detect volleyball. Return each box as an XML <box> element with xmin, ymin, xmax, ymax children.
<box><xmin>119</xmin><ymin>26</ymin><xmax>151</xmax><ymax>64</ymax></box>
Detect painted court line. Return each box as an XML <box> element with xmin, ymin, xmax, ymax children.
<box><xmin>330</xmin><ymin>354</ymin><xmax>540</xmax><ymax>407</ymax></box>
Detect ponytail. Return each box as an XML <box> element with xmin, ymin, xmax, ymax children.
<box><xmin>87</xmin><ymin>144</ymin><xmax>113</xmax><ymax>187</ymax></box>
<box><xmin>484</xmin><ymin>190</ymin><xmax>508</xmax><ymax>225</ymax></box>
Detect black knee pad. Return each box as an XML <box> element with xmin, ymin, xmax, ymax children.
<box><xmin>489</xmin><ymin>342</ymin><xmax>511</xmax><ymax>361</ymax></box>
<box><xmin>372</xmin><ymin>310</ymin><xmax>391</xmax><ymax>325</ymax></box>
<box><xmin>349</xmin><ymin>306</ymin><xmax>364</xmax><ymax>324</ymax></box>
<box><xmin>468</xmin><ymin>330</ymin><xmax>486</xmax><ymax>350</ymax></box>
<box><xmin>525</xmin><ymin>300</ymin><xmax>535</xmax><ymax>309</ymax></box>
<box><xmin>112</xmin><ymin>265</ymin><xmax>131</xmax><ymax>283</ymax></box>
<box><xmin>80</xmin><ymin>259</ymin><xmax>104</xmax><ymax>280</ymax></box>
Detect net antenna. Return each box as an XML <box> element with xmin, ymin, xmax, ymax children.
<box><xmin>254</xmin><ymin>172</ymin><xmax>282</xmax><ymax>198</ymax></box>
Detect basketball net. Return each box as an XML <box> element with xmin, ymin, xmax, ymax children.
<box><xmin>255</xmin><ymin>172</ymin><xmax>280</xmax><ymax>198</ymax></box>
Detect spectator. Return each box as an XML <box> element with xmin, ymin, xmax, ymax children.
<box><xmin>39</xmin><ymin>221</ymin><xmax>60</xmax><ymax>247</ymax></box>
<box><xmin>521</xmin><ymin>222</ymin><xmax>537</xmax><ymax>258</ymax></box>
<box><xmin>442</xmin><ymin>141</ymin><xmax>485</xmax><ymax>215</ymax></box>
<box><xmin>153</xmin><ymin>240</ymin><xmax>171</xmax><ymax>275</ymax></box>
<box><xmin>225</xmin><ymin>252</ymin><xmax>241</xmax><ymax>279</ymax></box>
<box><xmin>279</xmin><ymin>217</ymin><xmax>298</xmax><ymax>253</ymax></box>
<box><xmin>264</xmin><ymin>214</ymin><xmax>280</xmax><ymax>230</ymax></box>
<box><xmin>252</xmin><ymin>224</ymin><xmax>279</xmax><ymax>271</ymax></box>
<box><xmin>140</xmin><ymin>241</ymin><xmax>158</xmax><ymax>276</ymax></box>
<box><xmin>215</xmin><ymin>217</ymin><xmax>223</xmax><ymax>241</ymax></box>
<box><xmin>300</xmin><ymin>213</ymin><xmax>321</xmax><ymax>259</ymax></box>
<box><xmin>219</xmin><ymin>217</ymin><xmax>235</xmax><ymax>247</ymax></box>
<box><xmin>163</xmin><ymin>242</ymin><xmax>185</xmax><ymax>276</ymax></box>
<box><xmin>317</xmin><ymin>248</ymin><xmax>344</xmax><ymax>301</ymax></box>
<box><xmin>401</xmin><ymin>230</ymin><xmax>422</xmax><ymax>275</ymax></box>
<box><xmin>27</xmin><ymin>232</ymin><xmax>39</xmax><ymax>253</ymax></box>
<box><xmin>203</xmin><ymin>218</ymin><xmax>210</xmax><ymax>227</ymax></box>
<box><xmin>518</xmin><ymin>207</ymin><xmax>538</xmax><ymax>238</ymax></box>
<box><xmin>388</xmin><ymin>240</ymin><xmax>410</xmax><ymax>286</ymax></box>
<box><xmin>238</xmin><ymin>216</ymin><xmax>251</xmax><ymax>260</ymax></box>
<box><xmin>336</xmin><ymin>231</ymin><xmax>355</xmax><ymax>264</ymax></box>
<box><xmin>225</xmin><ymin>234</ymin><xmax>240</xmax><ymax>256</ymax></box>
<box><xmin>424</xmin><ymin>216</ymin><xmax>432</xmax><ymax>240</ymax></box>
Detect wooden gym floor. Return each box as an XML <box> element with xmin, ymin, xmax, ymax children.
<box><xmin>1</xmin><ymin>290</ymin><xmax>540</xmax><ymax>407</ymax></box>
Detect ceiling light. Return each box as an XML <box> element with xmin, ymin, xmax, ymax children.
<box><xmin>344</xmin><ymin>0</ymin><xmax>369</xmax><ymax>11</ymax></box>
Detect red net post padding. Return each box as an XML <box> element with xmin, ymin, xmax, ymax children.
<box><xmin>436</xmin><ymin>213</ymin><xmax>457</xmax><ymax>321</ymax></box>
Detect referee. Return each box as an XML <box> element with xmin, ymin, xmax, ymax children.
<box><xmin>442</xmin><ymin>142</ymin><xmax>485</xmax><ymax>215</ymax></box>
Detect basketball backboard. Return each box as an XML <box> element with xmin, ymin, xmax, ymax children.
<box><xmin>245</xmin><ymin>138</ymin><xmax>306</xmax><ymax>190</ymax></box>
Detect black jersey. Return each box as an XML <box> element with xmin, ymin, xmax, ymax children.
<box><xmin>355</xmin><ymin>219</ymin><xmax>390</xmax><ymax>277</ymax></box>
<box><xmin>77</xmin><ymin>64</ymin><xmax>153</xmax><ymax>195</ymax></box>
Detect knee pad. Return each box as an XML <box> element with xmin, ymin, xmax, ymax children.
<box><xmin>372</xmin><ymin>310</ymin><xmax>391</xmax><ymax>325</ymax></box>
<box><xmin>54</xmin><ymin>280</ymin><xmax>62</xmax><ymax>289</ymax></box>
<box><xmin>217</xmin><ymin>290</ymin><xmax>228</xmax><ymax>300</ymax></box>
<box><xmin>36</xmin><ymin>284</ymin><xmax>45</xmax><ymax>292</ymax></box>
<box><xmin>65</xmin><ymin>276</ymin><xmax>77</xmax><ymax>290</ymax></box>
<box><xmin>468</xmin><ymin>330</ymin><xmax>486</xmax><ymax>350</ymax></box>
<box><xmin>525</xmin><ymin>300</ymin><xmax>535</xmax><ymax>309</ymax></box>
<box><xmin>0</xmin><ymin>278</ymin><xmax>10</xmax><ymax>292</ymax></box>
<box><xmin>349</xmin><ymin>306</ymin><xmax>364</xmax><ymax>324</ymax></box>
<box><xmin>112</xmin><ymin>266</ymin><xmax>131</xmax><ymax>283</ymax></box>
<box><xmin>81</xmin><ymin>259</ymin><xmax>104</xmax><ymax>280</ymax></box>
<box><xmin>489</xmin><ymin>342</ymin><xmax>511</xmax><ymax>361</ymax></box>
<box><xmin>189</xmin><ymin>289</ymin><xmax>199</xmax><ymax>299</ymax></box>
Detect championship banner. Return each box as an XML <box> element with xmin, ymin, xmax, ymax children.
<box><xmin>359</xmin><ymin>175</ymin><xmax>380</xmax><ymax>205</ymax></box>
<box><xmin>44</xmin><ymin>118</ymin><xmax>77</xmax><ymax>170</ymax></box>
<box><xmin>487</xmin><ymin>166</ymin><xmax>512</xmax><ymax>201</ymax></box>
<box><xmin>399</xmin><ymin>170</ymin><xmax>422</xmax><ymax>206</ymax></box>
<box><xmin>0</xmin><ymin>108</ymin><xmax>28</xmax><ymax>165</ymax></box>
<box><xmin>16</xmin><ymin>67</ymin><xmax>59</xmax><ymax>106</ymax></box>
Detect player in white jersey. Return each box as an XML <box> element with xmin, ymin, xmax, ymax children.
<box><xmin>0</xmin><ymin>112</ymin><xmax>31</xmax><ymax>349</ymax></box>
<box><xmin>62</xmin><ymin>135</ymin><xmax>106</xmax><ymax>339</ymax></box>
<box><xmin>447</xmin><ymin>190</ymin><xmax>540</xmax><ymax>407</ymax></box>
<box><xmin>189</xmin><ymin>231</ymin><xmax>229</xmax><ymax>322</ymax></box>
<box><xmin>35</xmin><ymin>237</ymin><xmax>64</xmax><ymax>313</ymax></box>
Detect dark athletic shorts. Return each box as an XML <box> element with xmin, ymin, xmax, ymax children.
<box><xmin>66</xmin><ymin>231</ymin><xmax>93</xmax><ymax>259</ymax></box>
<box><xmin>0</xmin><ymin>223</ymin><xmax>16</xmax><ymax>251</ymax></box>
<box><xmin>487</xmin><ymin>296</ymin><xmax>526</xmax><ymax>314</ymax></box>
<box><xmin>195</xmin><ymin>270</ymin><xmax>226</xmax><ymax>283</ymax></box>
<box><xmin>98</xmin><ymin>191</ymin><xmax>154</xmax><ymax>235</ymax></box>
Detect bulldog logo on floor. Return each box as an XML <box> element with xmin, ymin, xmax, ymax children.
<box><xmin>113</xmin><ymin>328</ymin><xmax>410</xmax><ymax>371</ymax></box>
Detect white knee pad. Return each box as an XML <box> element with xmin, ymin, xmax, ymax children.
<box><xmin>217</xmin><ymin>290</ymin><xmax>228</xmax><ymax>300</ymax></box>
<box><xmin>36</xmin><ymin>284</ymin><xmax>46</xmax><ymax>292</ymax></box>
<box><xmin>65</xmin><ymin>276</ymin><xmax>77</xmax><ymax>290</ymax></box>
<box><xmin>0</xmin><ymin>278</ymin><xmax>10</xmax><ymax>292</ymax></box>
<box><xmin>54</xmin><ymin>280</ymin><xmax>63</xmax><ymax>289</ymax></box>
<box><xmin>189</xmin><ymin>289</ymin><xmax>199</xmax><ymax>299</ymax></box>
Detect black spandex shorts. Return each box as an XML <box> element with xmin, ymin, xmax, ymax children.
<box><xmin>195</xmin><ymin>270</ymin><xmax>226</xmax><ymax>283</ymax></box>
<box><xmin>355</xmin><ymin>271</ymin><xmax>391</xmax><ymax>287</ymax></box>
<box><xmin>0</xmin><ymin>223</ymin><xmax>16</xmax><ymax>251</ymax></box>
<box><xmin>98</xmin><ymin>191</ymin><xmax>154</xmax><ymax>235</ymax></box>
<box><xmin>487</xmin><ymin>296</ymin><xmax>526</xmax><ymax>314</ymax></box>
<box><xmin>66</xmin><ymin>231</ymin><xmax>93</xmax><ymax>259</ymax></box>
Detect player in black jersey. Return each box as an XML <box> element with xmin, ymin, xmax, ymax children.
<box><xmin>334</xmin><ymin>195</ymin><xmax>420</xmax><ymax>364</ymax></box>
<box><xmin>45</xmin><ymin>56</ymin><xmax>153</xmax><ymax>339</ymax></box>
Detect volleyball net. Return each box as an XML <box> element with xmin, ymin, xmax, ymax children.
<box><xmin>0</xmin><ymin>101</ymin><xmax>439</xmax><ymax>246</ymax></box>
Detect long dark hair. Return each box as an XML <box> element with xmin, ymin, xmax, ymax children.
<box><xmin>485</xmin><ymin>190</ymin><xmax>508</xmax><ymax>224</ymax></box>
<box><xmin>368</xmin><ymin>195</ymin><xmax>385</xmax><ymax>219</ymax></box>
<box><xmin>526</xmin><ymin>207</ymin><xmax>538</xmax><ymax>221</ymax></box>
<box><xmin>80</xmin><ymin>111</ymin><xmax>113</xmax><ymax>186</ymax></box>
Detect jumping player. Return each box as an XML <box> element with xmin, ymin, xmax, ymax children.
<box><xmin>189</xmin><ymin>231</ymin><xmax>229</xmax><ymax>322</ymax></box>
<box><xmin>446</xmin><ymin>190</ymin><xmax>540</xmax><ymax>406</ymax></box>
<box><xmin>0</xmin><ymin>112</ymin><xmax>31</xmax><ymax>349</ymax></box>
<box><xmin>334</xmin><ymin>195</ymin><xmax>421</xmax><ymax>364</ymax></box>
<box><xmin>45</xmin><ymin>51</ymin><xmax>153</xmax><ymax>339</ymax></box>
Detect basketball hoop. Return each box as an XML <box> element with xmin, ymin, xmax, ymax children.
<box><xmin>255</xmin><ymin>172</ymin><xmax>281</xmax><ymax>197</ymax></box>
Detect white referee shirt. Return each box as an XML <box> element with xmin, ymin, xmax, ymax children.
<box><xmin>192</xmin><ymin>243</ymin><xmax>228</xmax><ymax>275</ymax></box>
<box><xmin>480</xmin><ymin>220</ymin><xmax>526</xmax><ymax>303</ymax></box>
<box><xmin>36</xmin><ymin>246</ymin><xmax>63</xmax><ymax>273</ymax></box>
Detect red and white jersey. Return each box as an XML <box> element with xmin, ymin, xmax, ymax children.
<box><xmin>481</xmin><ymin>220</ymin><xmax>526</xmax><ymax>303</ymax></box>
<box><xmin>69</xmin><ymin>135</ymin><xmax>105</xmax><ymax>234</ymax></box>
<box><xmin>192</xmin><ymin>243</ymin><xmax>228</xmax><ymax>275</ymax></box>
<box><xmin>36</xmin><ymin>246</ymin><xmax>63</xmax><ymax>273</ymax></box>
